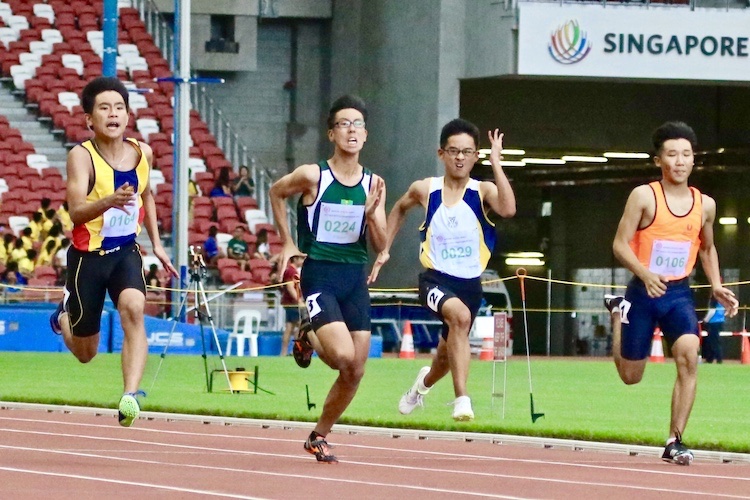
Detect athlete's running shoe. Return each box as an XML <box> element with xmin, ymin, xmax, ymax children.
<box><xmin>398</xmin><ymin>366</ymin><xmax>431</xmax><ymax>415</ymax></box>
<box><xmin>118</xmin><ymin>390</ymin><xmax>145</xmax><ymax>427</ymax></box>
<box><xmin>603</xmin><ymin>294</ymin><xmax>624</xmax><ymax>314</ymax></box>
<box><xmin>451</xmin><ymin>395</ymin><xmax>474</xmax><ymax>421</ymax></box>
<box><xmin>49</xmin><ymin>301</ymin><xmax>64</xmax><ymax>335</ymax></box>
<box><xmin>304</xmin><ymin>432</ymin><xmax>338</xmax><ymax>464</ymax></box>
<box><xmin>662</xmin><ymin>433</ymin><xmax>694</xmax><ymax>465</ymax></box>
<box><xmin>293</xmin><ymin>319</ymin><xmax>314</xmax><ymax>368</ymax></box>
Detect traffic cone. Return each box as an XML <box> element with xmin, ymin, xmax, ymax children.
<box><xmin>399</xmin><ymin>320</ymin><xmax>415</xmax><ymax>359</ymax></box>
<box><xmin>479</xmin><ymin>336</ymin><xmax>494</xmax><ymax>361</ymax></box>
<box><xmin>741</xmin><ymin>330</ymin><xmax>750</xmax><ymax>365</ymax></box>
<box><xmin>649</xmin><ymin>328</ymin><xmax>665</xmax><ymax>363</ymax></box>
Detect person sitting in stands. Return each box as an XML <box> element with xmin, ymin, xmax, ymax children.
<box><xmin>9</xmin><ymin>238</ymin><xmax>27</xmax><ymax>264</ymax></box>
<box><xmin>144</xmin><ymin>263</ymin><xmax>160</xmax><ymax>288</ymax></box>
<box><xmin>56</xmin><ymin>202</ymin><xmax>73</xmax><ymax>232</ymax></box>
<box><xmin>202</xmin><ymin>225</ymin><xmax>224</xmax><ymax>268</ymax></box>
<box><xmin>29</xmin><ymin>212</ymin><xmax>44</xmax><ymax>242</ymax></box>
<box><xmin>232</xmin><ymin>165</ymin><xmax>255</xmax><ymax>198</ymax></box>
<box><xmin>227</xmin><ymin>226</ymin><xmax>251</xmax><ymax>271</ymax></box>
<box><xmin>36</xmin><ymin>239</ymin><xmax>58</xmax><ymax>267</ymax></box>
<box><xmin>209</xmin><ymin>167</ymin><xmax>233</xmax><ymax>198</ymax></box>
<box><xmin>17</xmin><ymin>248</ymin><xmax>37</xmax><ymax>279</ymax></box>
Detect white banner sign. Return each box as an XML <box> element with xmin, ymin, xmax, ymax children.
<box><xmin>518</xmin><ymin>4</ymin><xmax>750</xmax><ymax>81</ymax></box>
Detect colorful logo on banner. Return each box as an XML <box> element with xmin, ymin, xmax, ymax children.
<box><xmin>548</xmin><ymin>20</ymin><xmax>592</xmax><ymax>64</ymax></box>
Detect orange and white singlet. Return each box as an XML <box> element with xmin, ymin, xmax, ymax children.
<box><xmin>72</xmin><ymin>138</ymin><xmax>149</xmax><ymax>252</ymax></box>
<box><xmin>629</xmin><ymin>181</ymin><xmax>702</xmax><ymax>281</ymax></box>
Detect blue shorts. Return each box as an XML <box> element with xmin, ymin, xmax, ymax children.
<box><xmin>418</xmin><ymin>269</ymin><xmax>483</xmax><ymax>340</ymax></box>
<box><xmin>620</xmin><ymin>277</ymin><xmax>699</xmax><ymax>361</ymax></box>
<box><xmin>299</xmin><ymin>258</ymin><xmax>371</xmax><ymax>332</ymax></box>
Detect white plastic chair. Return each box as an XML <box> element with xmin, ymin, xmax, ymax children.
<box><xmin>0</xmin><ymin>3</ymin><xmax>12</xmax><ymax>24</ymax></box>
<box><xmin>149</xmin><ymin>169</ymin><xmax>165</xmax><ymax>192</ymax></box>
<box><xmin>18</xmin><ymin>52</ymin><xmax>42</xmax><ymax>68</ymax></box>
<box><xmin>7</xmin><ymin>15</ymin><xmax>29</xmax><ymax>36</ymax></box>
<box><xmin>62</xmin><ymin>54</ymin><xmax>84</xmax><ymax>75</ymax></box>
<box><xmin>41</xmin><ymin>28</ymin><xmax>63</xmax><ymax>45</ymax></box>
<box><xmin>142</xmin><ymin>254</ymin><xmax>162</xmax><ymax>270</ymax></box>
<box><xmin>29</xmin><ymin>40</ymin><xmax>53</xmax><ymax>55</ymax></box>
<box><xmin>33</xmin><ymin>3</ymin><xmax>55</xmax><ymax>24</ymax></box>
<box><xmin>118</xmin><ymin>43</ymin><xmax>140</xmax><ymax>58</ymax></box>
<box><xmin>244</xmin><ymin>209</ymin><xmax>269</xmax><ymax>234</ymax></box>
<box><xmin>216</xmin><ymin>232</ymin><xmax>232</xmax><ymax>257</ymax></box>
<box><xmin>8</xmin><ymin>215</ymin><xmax>30</xmax><ymax>237</ymax></box>
<box><xmin>58</xmin><ymin>91</ymin><xmax>80</xmax><ymax>113</ymax></box>
<box><xmin>26</xmin><ymin>153</ymin><xmax>49</xmax><ymax>174</ymax></box>
<box><xmin>10</xmin><ymin>64</ymin><xmax>33</xmax><ymax>90</ymax></box>
<box><xmin>0</xmin><ymin>27</ymin><xmax>18</xmax><ymax>49</ymax></box>
<box><xmin>128</xmin><ymin>92</ymin><xmax>148</xmax><ymax>113</ymax></box>
<box><xmin>226</xmin><ymin>309</ymin><xmax>262</xmax><ymax>357</ymax></box>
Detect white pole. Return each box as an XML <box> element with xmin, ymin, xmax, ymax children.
<box><xmin>546</xmin><ymin>268</ymin><xmax>551</xmax><ymax>356</ymax></box>
<box><xmin>173</xmin><ymin>0</ymin><xmax>191</xmax><ymax>285</ymax></box>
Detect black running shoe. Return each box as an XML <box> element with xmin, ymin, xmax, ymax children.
<box><xmin>304</xmin><ymin>433</ymin><xmax>338</xmax><ymax>464</ymax></box>
<box><xmin>603</xmin><ymin>294</ymin><xmax>624</xmax><ymax>314</ymax></box>
<box><xmin>293</xmin><ymin>320</ymin><xmax>314</xmax><ymax>368</ymax></box>
<box><xmin>662</xmin><ymin>434</ymin><xmax>694</xmax><ymax>465</ymax></box>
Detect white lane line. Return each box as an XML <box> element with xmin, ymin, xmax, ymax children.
<box><xmin>0</xmin><ymin>465</ymin><xmax>264</xmax><ymax>499</ymax></box>
<box><xmin>0</xmin><ymin>445</ymin><xmax>526</xmax><ymax>499</ymax></box>
<box><xmin>1</xmin><ymin>420</ymin><xmax>748</xmax><ymax>484</ymax></box>
<box><xmin>1</xmin><ymin>432</ymin><xmax>748</xmax><ymax>498</ymax></box>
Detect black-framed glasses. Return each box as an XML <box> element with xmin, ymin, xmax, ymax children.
<box><xmin>443</xmin><ymin>147</ymin><xmax>476</xmax><ymax>157</ymax></box>
<box><xmin>334</xmin><ymin>119</ymin><xmax>366</xmax><ymax>129</ymax></box>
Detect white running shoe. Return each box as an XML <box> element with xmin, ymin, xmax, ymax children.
<box><xmin>398</xmin><ymin>366</ymin><xmax>431</xmax><ymax>415</ymax></box>
<box><xmin>452</xmin><ymin>395</ymin><xmax>474</xmax><ymax>421</ymax></box>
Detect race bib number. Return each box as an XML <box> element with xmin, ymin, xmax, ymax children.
<box><xmin>648</xmin><ymin>240</ymin><xmax>690</xmax><ymax>277</ymax></box>
<box><xmin>306</xmin><ymin>292</ymin><xmax>322</xmax><ymax>318</ymax></box>
<box><xmin>426</xmin><ymin>286</ymin><xmax>445</xmax><ymax>313</ymax></box>
<box><xmin>431</xmin><ymin>230</ymin><xmax>480</xmax><ymax>275</ymax></box>
<box><xmin>100</xmin><ymin>206</ymin><xmax>138</xmax><ymax>237</ymax></box>
<box><xmin>317</xmin><ymin>202</ymin><xmax>364</xmax><ymax>244</ymax></box>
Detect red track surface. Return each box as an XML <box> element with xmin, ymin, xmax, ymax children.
<box><xmin>0</xmin><ymin>406</ymin><xmax>748</xmax><ymax>499</ymax></box>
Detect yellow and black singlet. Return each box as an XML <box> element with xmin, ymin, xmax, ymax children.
<box><xmin>72</xmin><ymin>138</ymin><xmax>149</xmax><ymax>252</ymax></box>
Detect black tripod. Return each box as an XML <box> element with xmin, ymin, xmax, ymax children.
<box><xmin>150</xmin><ymin>246</ymin><xmax>234</xmax><ymax>393</ymax></box>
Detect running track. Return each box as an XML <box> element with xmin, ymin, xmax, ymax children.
<box><xmin>1</xmin><ymin>403</ymin><xmax>748</xmax><ymax>499</ymax></box>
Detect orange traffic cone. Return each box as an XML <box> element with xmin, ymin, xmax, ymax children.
<box><xmin>649</xmin><ymin>328</ymin><xmax>665</xmax><ymax>363</ymax></box>
<box><xmin>479</xmin><ymin>336</ymin><xmax>494</xmax><ymax>361</ymax></box>
<box><xmin>741</xmin><ymin>330</ymin><xmax>750</xmax><ymax>365</ymax></box>
<box><xmin>399</xmin><ymin>320</ymin><xmax>415</xmax><ymax>359</ymax></box>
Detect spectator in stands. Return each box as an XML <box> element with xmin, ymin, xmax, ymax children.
<box><xmin>279</xmin><ymin>254</ymin><xmax>305</xmax><ymax>356</ymax></box>
<box><xmin>37</xmin><ymin>197</ymin><xmax>52</xmax><ymax>221</ymax></box>
<box><xmin>0</xmin><ymin>233</ymin><xmax>13</xmax><ymax>265</ymax></box>
<box><xmin>17</xmin><ymin>248</ymin><xmax>37</xmax><ymax>279</ymax></box>
<box><xmin>9</xmin><ymin>238</ymin><xmax>27</xmax><ymax>264</ymax></box>
<box><xmin>56</xmin><ymin>202</ymin><xmax>73</xmax><ymax>232</ymax></box>
<box><xmin>29</xmin><ymin>212</ymin><xmax>44</xmax><ymax>241</ymax></box>
<box><xmin>41</xmin><ymin>224</ymin><xmax>63</xmax><ymax>255</ymax></box>
<box><xmin>20</xmin><ymin>227</ymin><xmax>34</xmax><ymax>251</ymax></box>
<box><xmin>202</xmin><ymin>225</ymin><xmax>224</xmax><ymax>268</ymax></box>
<box><xmin>253</xmin><ymin>228</ymin><xmax>271</xmax><ymax>260</ymax></box>
<box><xmin>226</xmin><ymin>225</ymin><xmax>251</xmax><ymax>271</ymax></box>
<box><xmin>42</xmin><ymin>209</ymin><xmax>58</xmax><ymax>240</ymax></box>
<box><xmin>209</xmin><ymin>167</ymin><xmax>233</xmax><ymax>198</ymax></box>
<box><xmin>144</xmin><ymin>263</ymin><xmax>160</xmax><ymax>288</ymax></box>
<box><xmin>232</xmin><ymin>165</ymin><xmax>255</xmax><ymax>198</ymax></box>
<box><xmin>54</xmin><ymin>237</ymin><xmax>70</xmax><ymax>286</ymax></box>
<box><xmin>49</xmin><ymin>76</ymin><xmax>178</xmax><ymax>428</ymax></box>
<box><xmin>1</xmin><ymin>261</ymin><xmax>26</xmax><ymax>294</ymax></box>
<box><xmin>36</xmin><ymin>239</ymin><xmax>58</xmax><ymax>267</ymax></box>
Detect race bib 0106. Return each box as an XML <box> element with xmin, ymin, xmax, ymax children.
<box><xmin>648</xmin><ymin>239</ymin><xmax>690</xmax><ymax>277</ymax></box>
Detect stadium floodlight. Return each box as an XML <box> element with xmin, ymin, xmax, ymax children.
<box><xmin>603</xmin><ymin>152</ymin><xmax>650</xmax><ymax>159</ymax></box>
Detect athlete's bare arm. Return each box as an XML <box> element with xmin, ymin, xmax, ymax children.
<box><xmin>697</xmin><ymin>194</ymin><xmax>738</xmax><ymax>316</ymax></box>
<box><xmin>481</xmin><ymin>129</ymin><xmax>516</xmax><ymax>218</ymax></box>
<box><xmin>612</xmin><ymin>185</ymin><xmax>667</xmax><ymax>298</ymax></box>
<box><xmin>365</xmin><ymin>174</ymin><xmax>387</xmax><ymax>254</ymax></box>
<box><xmin>367</xmin><ymin>178</ymin><xmax>429</xmax><ymax>283</ymax></box>
<box><xmin>269</xmin><ymin>163</ymin><xmax>321</xmax><ymax>277</ymax></box>
<box><xmin>66</xmin><ymin>145</ymin><xmax>135</xmax><ymax>226</ymax></box>
<box><xmin>140</xmin><ymin>143</ymin><xmax>177</xmax><ymax>277</ymax></box>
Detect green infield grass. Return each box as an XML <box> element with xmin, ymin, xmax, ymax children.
<box><xmin>1</xmin><ymin>352</ymin><xmax>748</xmax><ymax>453</ymax></box>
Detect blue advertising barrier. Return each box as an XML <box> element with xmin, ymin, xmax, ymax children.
<box><xmin>0</xmin><ymin>303</ymin><xmax>111</xmax><ymax>353</ymax></box>
<box><xmin>111</xmin><ymin>312</ymin><xmax>231</xmax><ymax>355</ymax></box>
<box><xmin>256</xmin><ymin>332</ymin><xmax>383</xmax><ymax>358</ymax></box>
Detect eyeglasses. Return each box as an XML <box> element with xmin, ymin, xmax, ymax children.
<box><xmin>334</xmin><ymin>119</ymin><xmax>366</xmax><ymax>129</ymax></box>
<box><xmin>443</xmin><ymin>147</ymin><xmax>477</xmax><ymax>157</ymax></box>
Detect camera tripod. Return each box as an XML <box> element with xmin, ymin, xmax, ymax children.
<box><xmin>150</xmin><ymin>246</ymin><xmax>237</xmax><ymax>393</ymax></box>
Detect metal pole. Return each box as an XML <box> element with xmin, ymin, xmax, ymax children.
<box><xmin>102</xmin><ymin>0</ymin><xmax>118</xmax><ymax>77</ymax></box>
<box><xmin>546</xmin><ymin>268</ymin><xmax>551</xmax><ymax>356</ymax></box>
<box><xmin>172</xmin><ymin>0</ymin><xmax>191</xmax><ymax>315</ymax></box>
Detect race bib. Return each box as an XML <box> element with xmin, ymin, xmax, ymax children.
<box><xmin>431</xmin><ymin>230</ymin><xmax>480</xmax><ymax>275</ymax></box>
<box><xmin>648</xmin><ymin>240</ymin><xmax>690</xmax><ymax>277</ymax></box>
<box><xmin>317</xmin><ymin>202</ymin><xmax>364</xmax><ymax>244</ymax></box>
<box><xmin>100</xmin><ymin>206</ymin><xmax>138</xmax><ymax>237</ymax></box>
